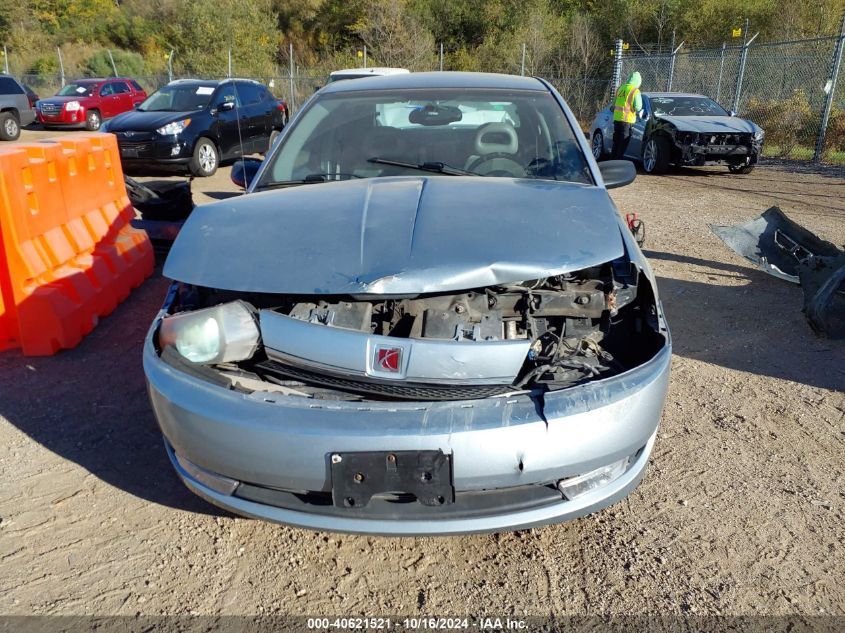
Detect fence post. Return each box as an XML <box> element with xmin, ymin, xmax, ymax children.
<box><xmin>167</xmin><ymin>50</ymin><xmax>174</xmax><ymax>83</ymax></box>
<box><xmin>288</xmin><ymin>43</ymin><xmax>295</xmax><ymax>113</ymax></box>
<box><xmin>363</xmin><ymin>45</ymin><xmax>367</xmax><ymax>68</ymax></box>
<box><xmin>667</xmin><ymin>38</ymin><xmax>684</xmax><ymax>92</ymax></box>
<box><xmin>439</xmin><ymin>43</ymin><xmax>443</xmax><ymax>71</ymax></box>
<box><xmin>520</xmin><ymin>43</ymin><xmax>526</xmax><ymax>76</ymax></box>
<box><xmin>732</xmin><ymin>19</ymin><xmax>752</xmax><ymax>112</ymax></box>
<box><xmin>2</xmin><ymin>46</ymin><xmax>8</xmax><ymax>74</ymax></box>
<box><xmin>107</xmin><ymin>49</ymin><xmax>118</xmax><ymax>76</ymax></box>
<box><xmin>715</xmin><ymin>42</ymin><xmax>726</xmax><ymax>103</ymax></box>
<box><xmin>813</xmin><ymin>10</ymin><xmax>845</xmax><ymax>161</ymax></box>
<box><xmin>57</xmin><ymin>47</ymin><xmax>65</xmax><ymax>87</ymax></box>
<box><xmin>227</xmin><ymin>48</ymin><xmax>232</xmax><ymax>78</ymax></box>
<box><xmin>666</xmin><ymin>31</ymin><xmax>675</xmax><ymax>90</ymax></box>
<box><xmin>611</xmin><ymin>39</ymin><xmax>624</xmax><ymax>89</ymax></box>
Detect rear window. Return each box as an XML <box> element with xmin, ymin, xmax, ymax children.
<box><xmin>0</xmin><ymin>76</ymin><xmax>24</xmax><ymax>95</ymax></box>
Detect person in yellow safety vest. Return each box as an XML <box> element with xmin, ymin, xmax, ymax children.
<box><xmin>611</xmin><ymin>71</ymin><xmax>646</xmax><ymax>160</ymax></box>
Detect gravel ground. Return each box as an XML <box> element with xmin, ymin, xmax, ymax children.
<box><xmin>1</xmin><ymin>128</ymin><xmax>844</xmax><ymax>618</ymax></box>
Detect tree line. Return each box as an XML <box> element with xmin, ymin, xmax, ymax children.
<box><xmin>1</xmin><ymin>0</ymin><xmax>843</xmax><ymax>81</ymax></box>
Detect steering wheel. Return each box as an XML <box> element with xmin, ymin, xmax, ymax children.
<box><xmin>466</xmin><ymin>152</ymin><xmax>526</xmax><ymax>177</ymax></box>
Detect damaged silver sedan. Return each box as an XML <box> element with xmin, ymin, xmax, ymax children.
<box><xmin>143</xmin><ymin>72</ymin><xmax>671</xmax><ymax>535</ymax></box>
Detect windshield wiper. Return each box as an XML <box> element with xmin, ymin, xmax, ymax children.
<box><xmin>253</xmin><ymin>173</ymin><xmax>363</xmax><ymax>191</ymax></box>
<box><xmin>367</xmin><ymin>157</ymin><xmax>475</xmax><ymax>176</ymax></box>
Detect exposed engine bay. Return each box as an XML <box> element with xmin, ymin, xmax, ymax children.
<box><xmin>158</xmin><ymin>259</ymin><xmax>667</xmax><ymax>402</ymax></box>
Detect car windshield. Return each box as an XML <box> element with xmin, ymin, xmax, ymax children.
<box><xmin>138</xmin><ymin>84</ymin><xmax>216</xmax><ymax>112</ymax></box>
<box><xmin>58</xmin><ymin>83</ymin><xmax>95</xmax><ymax>97</ymax></box>
<box><xmin>257</xmin><ymin>87</ymin><xmax>592</xmax><ymax>188</ymax></box>
<box><xmin>649</xmin><ymin>96</ymin><xmax>729</xmax><ymax>117</ymax></box>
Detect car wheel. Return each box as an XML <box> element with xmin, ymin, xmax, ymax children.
<box><xmin>591</xmin><ymin>130</ymin><xmax>605</xmax><ymax>160</ymax></box>
<box><xmin>728</xmin><ymin>162</ymin><xmax>755</xmax><ymax>175</ymax></box>
<box><xmin>85</xmin><ymin>110</ymin><xmax>101</xmax><ymax>131</ymax></box>
<box><xmin>190</xmin><ymin>138</ymin><xmax>219</xmax><ymax>177</ymax></box>
<box><xmin>0</xmin><ymin>111</ymin><xmax>21</xmax><ymax>141</ymax></box>
<box><xmin>642</xmin><ymin>136</ymin><xmax>670</xmax><ymax>174</ymax></box>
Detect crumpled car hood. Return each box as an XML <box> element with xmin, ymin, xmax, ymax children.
<box><xmin>164</xmin><ymin>176</ymin><xmax>625</xmax><ymax>295</ymax></box>
<box><xmin>658</xmin><ymin>115</ymin><xmax>760</xmax><ymax>134</ymax></box>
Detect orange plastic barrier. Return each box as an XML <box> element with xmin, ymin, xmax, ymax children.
<box><xmin>0</xmin><ymin>134</ymin><xmax>153</xmax><ymax>355</ymax></box>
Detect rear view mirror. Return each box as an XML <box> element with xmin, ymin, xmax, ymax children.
<box><xmin>598</xmin><ymin>160</ymin><xmax>636</xmax><ymax>189</ymax></box>
<box><xmin>231</xmin><ymin>158</ymin><xmax>263</xmax><ymax>189</ymax></box>
<box><xmin>409</xmin><ymin>104</ymin><xmax>462</xmax><ymax>126</ymax></box>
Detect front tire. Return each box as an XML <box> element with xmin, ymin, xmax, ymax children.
<box><xmin>591</xmin><ymin>130</ymin><xmax>606</xmax><ymax>160</ymax></box>
<box><xmin>190</xmin><ymin>137</ymin><xmax>219</xmax><ymax>177</ymax></box>
<box><xmin>0</xmin><ymin>111</ymin><xmax>21</xmax><ymax>141</ymax></box>
<box><xmin>85</xmin><ymin>109</ymin><xmax>101</xmax><ymax>131</ymax></box>
<box><xmin>642</xmin><ymin>136</ymin><xmax>670</xmax><ymax>174</ymax></box>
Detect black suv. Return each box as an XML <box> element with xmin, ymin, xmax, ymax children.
<box><xmin>0</xmin><ymin>74</ymin><xmax>37</xmax><ymax>141</ymax></box>
<box><xmin>102</xmin><ymin>78</ymin><xmax>287</xmax><ymax>176</ymax></box>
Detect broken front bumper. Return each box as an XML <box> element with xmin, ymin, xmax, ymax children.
<box><xmin>144</xmin><ymin>322</ymin><xmax>671</xmax><ymax>535</ymax></box>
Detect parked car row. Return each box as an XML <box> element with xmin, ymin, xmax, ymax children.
<box><xmin>0</xmin><ymin>74</ymin><xmax>289</xmax><ymax>177</ymax></box>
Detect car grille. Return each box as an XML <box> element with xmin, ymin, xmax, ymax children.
<box><xmin>39</xmin><ymin>102</ymin><xmax>62</xmax><ymax>115</ymax></box>
<box><xmin>255</xmin><ymin>359</ymin><xmax>517</xmax><ymax>401</ymax></box>
<box><xmin>704</xmin><ymin>133</ymin><xmax>751</xmax><ymax>146</ymax></box>
<box><xmin>118</xmin><ymin>141</ymin><xmax>152</xmax><ymax>153</ymax></box>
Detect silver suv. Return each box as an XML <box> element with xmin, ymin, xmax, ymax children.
<box><xmin>0</xmin><ymin>75</ymin><xmax>36</xmax><ymax>141</ymax></box>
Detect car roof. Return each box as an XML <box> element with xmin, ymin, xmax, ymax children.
<box><xmin>320</xmin><ymin>71</ymin><xmax>548</xmax><ymax>94</ymax></box>
<box><xmin>166</xmin><ymin>78</ymin><xmax>263</xmax><ymax>87</ymax></box>
<box><xmin>330</xmin><ymin>67</ymin><xmax>410</xmax><ymax>77</ymax></box>
<box><xmin>644</xmin><ymin>92</ymin><xmax>708</xmax><ymax>98</ymax></box>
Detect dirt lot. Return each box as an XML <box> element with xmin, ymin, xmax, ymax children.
<box><xmin>1</xmin><ymin>128</ymin><xmax>844</xmax><ymax>618</ymax></box>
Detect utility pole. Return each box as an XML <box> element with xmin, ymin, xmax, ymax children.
<box><xmin>439</xmin><ymin>43</ymin><xmax>443</xmax><ymax>71</ymax></box>
<box><xmin>520</xmin><ymin>43</ymin><xmax>526</xmax><ymax>76</ymax></box>
<box><xmin>2</xmin><ymin>46</ymin><xmax>8</xmax><ymax>74</ymax></box>
<box><xmin>167</xmin><ymin>50</ymin><xmax>174</xmax><ymax>83</ymax></box>
<box><xmin>814</xmin><ymin>8</ymin><xmax>845</xmax><ymax>161</ymax></box>
<box><xmin>107</xmin><ymin>49</ymin><xmax>118</xmax><ymax>76</ymax></box>
<box><xmin>228</xmin><ymin>48</ymin><xmax>232</xmax><ymax>78</ymax></box>
<box><xmin>57</xmin><ymin>47</ymin><xmax>65</xmax><ymax>87</ymax></box>
<box><xmin>363</xmin><ymin>45</ymin><xmax>367</xmax><ymax>68</ymax></box>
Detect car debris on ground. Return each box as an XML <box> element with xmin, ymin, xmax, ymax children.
<box><xmin>711</xmin><ymin>206</ymin><xmax>844</xmax><ymax>338</ymax></box>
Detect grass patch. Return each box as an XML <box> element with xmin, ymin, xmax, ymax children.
<box><xmin>763</xmin><ymin>144</ymin><xmax>845</xmax><ymax>165</ymax></box>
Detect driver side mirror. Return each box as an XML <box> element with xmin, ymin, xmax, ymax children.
<box><xmin>598</xmin><ymin>160</ymin><xmax>636</xmax><ymax>189</ymax></box>
<box><xmin>231</xmin><ymin>158</ymin><xmax>263</xmax><ymax>189</ymax></box>
<box><xmin>219</xmin><ymin>101</ymin><xmax>236</xmax><ymax>112</ymax></box>
<box><xmin>728</xmin><ymin>110</ymin><xmax>737</xmax><ymax>117</ymax></box>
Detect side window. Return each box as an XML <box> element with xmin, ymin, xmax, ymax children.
<box><xmin>237</xmin><ymin>83</ymin><xmax>263</xmax><ymax>106</ymax></box>
<box><xmin>215</xmin><ymin>85</ymin><xmax>241</xmax><ymax>108</ymax></box>
<box><xmin>130</xmin><ymin>80</ymin><xmax>143</xmax><ymax>92</ymax></box>
<box><xmin>100</xmin><ymin>84</ymin><xmax>114</xmax><ymax>96</ymax></box>
<box><xmin>0</xmin><ymin>77</ymin><xmax>25</xmax><ymax>95</ymax></box>
<box><xmin>112</xmin><ymin>82</ymin><xmax>131</xmax><ymax>94</ymax></box>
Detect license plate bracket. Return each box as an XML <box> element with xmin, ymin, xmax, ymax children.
<box><xmin>330</xmin><ymin>450</ymin><xmax>454</xmax><ymax>509</ymax></box>
<box><xmin>120</xmin><ymin>147</ymin><xmax>139</xmax><ymax>158</ymax></box>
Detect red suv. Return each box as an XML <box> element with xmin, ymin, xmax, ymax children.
<box><xmin>37</xmin><ymin>78</ymin><xmax>147</xmax><ymax>131</ymax></box>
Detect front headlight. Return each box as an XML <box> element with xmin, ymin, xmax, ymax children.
<box><xmin>156</xmin><ymin>118</ymin><xmax>191</xmax><ymax>135</ymax></box>
<box><xmin>753</xmin><ymin>129</ymin><xmax>765</xmax><ymax>141</ymax></box>
<box><xmin>65</xmin><ymin>100</ymin><xmax>81</xmax><ymax>112</ymax></box>
<box><xmin>158</xmin><ymin>301</ymin><xmax>260</xmax><ymax>364</ymax></box>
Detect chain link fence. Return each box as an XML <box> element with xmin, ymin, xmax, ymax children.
<box><xmin>619</xmin><ymin>29</ymin><xmax>845</xmax><ymax>165</ymax></box>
